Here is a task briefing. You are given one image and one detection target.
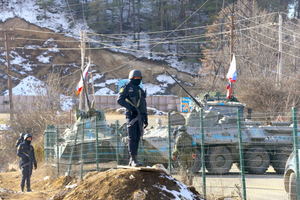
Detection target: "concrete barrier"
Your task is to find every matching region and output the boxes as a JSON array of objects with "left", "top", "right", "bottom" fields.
[{"left": 0, "top": 95, "right": 181, "bottom": 113}]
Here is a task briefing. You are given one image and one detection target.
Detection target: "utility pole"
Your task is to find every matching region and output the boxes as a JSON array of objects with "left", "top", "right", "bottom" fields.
[
  {"left": 277, "top": 13, "right": 283, "bottom": 84},
  {"left": 79, "top": 30, "right": 86, "bottom": 110},
  {"left": 1, "top": 29, "right": 14, "bottom": 122},
  {"left": 230, "top": 14, "right": 234, "bottom": 62}
]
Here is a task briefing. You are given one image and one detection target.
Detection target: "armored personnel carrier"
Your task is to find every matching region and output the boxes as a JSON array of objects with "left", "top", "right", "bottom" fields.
[
  {"left": 44, "top": 101, "right": 129, "bottom": 166},
  {"left": 143, "top": 92, "right": 297, "bottom": 175}
]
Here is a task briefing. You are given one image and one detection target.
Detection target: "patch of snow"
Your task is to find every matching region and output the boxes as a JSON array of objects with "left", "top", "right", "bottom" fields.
[
  {"left": 60, "top": 94, "right": 73, "bottom": 111},
  {"left": 154, "top": 174, "right": 204, "bottom": 200},
  {"left": 94, "top": 88, "right": 115, "bottom": 95},
  {"left": 65, "top": 184, "right": 77, "bottom": 189},
  {"left": 4, "top": 76, "right": 45, "bottom": 96}
]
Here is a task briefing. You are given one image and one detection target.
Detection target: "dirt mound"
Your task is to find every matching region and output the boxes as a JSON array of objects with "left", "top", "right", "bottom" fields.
[
  {"left": 0, "top": 163, "right": 203, "bottom": 200},
  {"left": 52, "top": 168, "right": 203, "bottom": 200}
]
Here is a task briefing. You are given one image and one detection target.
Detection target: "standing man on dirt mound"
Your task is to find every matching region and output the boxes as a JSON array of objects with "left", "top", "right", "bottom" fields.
[
  {"left": 172, "top": 125, "right": 196, "bottom": 185},
  {"left": 17, "top": 134, "right": 37, "bottom": 192},
  {"left": 117, "top": 69, "right": 148, "bottom": 167}
]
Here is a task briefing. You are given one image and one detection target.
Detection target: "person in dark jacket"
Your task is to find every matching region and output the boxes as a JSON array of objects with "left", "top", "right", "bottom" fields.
[
  {"left": 15, "top": 132, "right": 26, "bottom": 147},
  {"left": 17, "top": 134, "right": 37, "bottom": 192},
  {"left": 117, "top": 69, "right": 148, "bottom": 167}
]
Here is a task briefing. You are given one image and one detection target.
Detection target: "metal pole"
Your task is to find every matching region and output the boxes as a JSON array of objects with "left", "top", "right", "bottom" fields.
[
  {"left": 168, "top": 112, "right": 172, "bottom": 173},
  {"left": 80, "top": 119, "right": 84, "bottom": 180},
  {"left": 292, "top": 107, "right": 300, "bottom": 200},
  {"left": 116, "top": 120, "right": 120, "bottom": 165},
  {"left": 67, "top": 122, "right": 80, "bottom": 176},
  {"left": 79, "top": 30, "right": 86, "bottom": 110},
  {"left": 4, "top": 30, "right": 13, "bottom": 122},
  {"left": 56, "top": 126, "right": 59, "bottom": 178},
  {"left": 230, "top": 15, "right": 234, "bottom": 62},
  {"left": 95, "top": 116, "right": 99, "bottom": 171},
  {"left": 237, "top": 109, "right": 246, "bottom": 200},
  {"left": 200, "top": 109, "right": 206, "bottom": 199},
  {"left": 277, "top": 13, "right": 283, "bottom": 83}
]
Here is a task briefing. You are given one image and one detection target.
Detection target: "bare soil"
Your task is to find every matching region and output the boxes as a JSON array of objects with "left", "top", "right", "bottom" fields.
[{"left": 0, "top": 164, "right": 203, "bottom": 200}]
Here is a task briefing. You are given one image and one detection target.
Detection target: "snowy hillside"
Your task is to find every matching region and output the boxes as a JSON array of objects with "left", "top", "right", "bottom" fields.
[{"left": 1, "top": 0, "right": 202, "bottom": 107}]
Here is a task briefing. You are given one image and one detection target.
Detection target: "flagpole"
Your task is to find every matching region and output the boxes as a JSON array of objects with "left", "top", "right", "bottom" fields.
[
  {"left": 79, "top": 68, "right": 91, "bottom": 109},
  {"left": 79, "top": 30, "right": 85, "bottom": 110}
]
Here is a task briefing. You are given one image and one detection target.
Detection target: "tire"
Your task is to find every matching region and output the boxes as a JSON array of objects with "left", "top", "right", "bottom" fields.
[
  {"left": 119, "top": 146, "right": 130, "bottom": 165},
  {"left": 172, "top": 150, "right": 202, "bottom": 173},
  {"left": 191, "top": 149, "right": 202, "bottom": 173},
  {"left": 289, "top": 172, "right": 297, "bottom": 200},
  {"left": 272, "top": 149, "right": 291, "bottom": 174},
  {"left": 205, "top": 146, "right": 233, "bottom": 175},
  {"left": 244, "top": 147, "right": 270, "bottom": 174}
]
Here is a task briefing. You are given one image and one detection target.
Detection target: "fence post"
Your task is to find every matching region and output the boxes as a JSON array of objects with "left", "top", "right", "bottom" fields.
[
  {"left": 80, "top": 119, "right": 84, "bottom": 180},
  {"left": 67, "top": 124, "right": 79, "bottom": 176},
  {"left": 95, "top": 116, "right": 99, "bottom": 171},
  {"left": 56, "top": 125, "right": 59, "bottom": 178},
  {"left": 200, "top": 108, "right": 206, "bottom": 199},
  {"left": 168, "top": 112, "right": 172, "bottom": 173},
  {"left": 237, "top": 109, "right": 246, "bottom": 200},
  {"left": 292, "top": 107, "right": 300, "bottom": 200},
  {"left": 116, "top": 120, "right": 120, "bottom": 165}
]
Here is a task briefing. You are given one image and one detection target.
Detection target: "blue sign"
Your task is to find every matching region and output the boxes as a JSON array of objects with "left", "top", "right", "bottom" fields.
[{"left": 180, "top": 97, "right": 193, "bottom": 112}]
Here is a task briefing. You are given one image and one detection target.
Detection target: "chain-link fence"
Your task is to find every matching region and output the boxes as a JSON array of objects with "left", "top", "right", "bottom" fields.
[{"left": 44, "top": 108, "right": 300, "bottom": 200}]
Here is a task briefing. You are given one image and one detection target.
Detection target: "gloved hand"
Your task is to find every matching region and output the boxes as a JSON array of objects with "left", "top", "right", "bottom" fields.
[
  {"left": 130, "top": 107, "right": 138, "bottom": 116},
  {"left": 172, "top": 156, "right": 176, "bottom": 161},
  {"left": 144, "top": 119, "right": 148, "bottom": 129},
  {"left": 192, "top": 153, "right": 196, "bottom": 159},
  {"left": 34, "top": 166, "right": 37, "bottom": 170}
]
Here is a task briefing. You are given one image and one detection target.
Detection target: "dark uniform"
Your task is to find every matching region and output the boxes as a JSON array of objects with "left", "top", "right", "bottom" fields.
[
  {"left": 172, "top": 126, "right": 196, "bottom": 185},
  {"left": 15, "top": 132, "right": 25, "bottom": 147},
  {"left": 117, "top": 69, "right": 148, "bottom": 167},
  {"left": 17, "top": 134, "right": 37, "bottom": 192}
]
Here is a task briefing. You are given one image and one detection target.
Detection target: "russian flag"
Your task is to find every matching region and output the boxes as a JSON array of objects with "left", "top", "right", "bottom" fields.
[
  {"left": 226, "top": 82, "right": 231, "bottom": 99},
  {"left": 226, "top": 54, "right": 237, "bottom": 82},
  {"left": 76, "top": 65, "right": 90, "bottom": 95}
]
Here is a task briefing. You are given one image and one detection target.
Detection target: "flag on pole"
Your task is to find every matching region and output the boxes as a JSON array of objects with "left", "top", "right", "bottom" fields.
[
  {"left": 226, "top": 54, "right": 237, "bottom": 82},
  {"left": 226, "top": 82, "right": 232, "bottom": 99},
  {"left": 76, "top": 65, "right": 90, "bottom": 95},
  {"left": 226, "top": 54, "right": 237, "bottom": 99}
]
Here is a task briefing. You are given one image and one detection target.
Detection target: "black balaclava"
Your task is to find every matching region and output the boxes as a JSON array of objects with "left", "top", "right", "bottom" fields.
[
  {"left": 25, "top": 138, "right": 31, "bottom": 145},
  {"left": 130, "top": 78, "right": 141, "bottom": 86}
]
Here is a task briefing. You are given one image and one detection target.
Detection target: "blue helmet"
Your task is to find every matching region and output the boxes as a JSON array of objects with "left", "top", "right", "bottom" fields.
[
  {"left": 20, "top": 132, "right": 26, "bottom": 137},
  {"left": 178, "top": 125, "right": 187, "bottom": 132}
]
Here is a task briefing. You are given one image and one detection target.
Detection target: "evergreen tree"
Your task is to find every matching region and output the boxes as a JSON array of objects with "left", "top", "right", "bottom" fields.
[{"left": 35, "top": 0, "right": 55, "bottom": 19}]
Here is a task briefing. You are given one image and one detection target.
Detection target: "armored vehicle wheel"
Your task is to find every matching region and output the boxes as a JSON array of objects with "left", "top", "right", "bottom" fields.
[
  {"left": 289, "top": 172, "right": 297, "bottom": 200},
  {"left": 205, "top": 146, "right": 233, "bottom": 174},
  {"left": 272, "top": 149, "right": 290, "bottom": 174},
  {"left": 119, "top": 146, "right": 130, "bottom": 165},
  {"left": 172, "top": 150, "right": 202, "bottom": 173},
  {"left": 191, "top": 149, "right": 202, "bottom": 173},
  {"left": 244, "top": 147, "right": 270, "bottom": 174}
]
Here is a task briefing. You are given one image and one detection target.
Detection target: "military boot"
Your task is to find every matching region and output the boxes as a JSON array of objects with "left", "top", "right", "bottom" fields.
[
  {"left": 128, "top": 156, "right": 133, "bottom": 166},
  {"left": 131, "top": 155, "right": 142, "bottom": 167}
]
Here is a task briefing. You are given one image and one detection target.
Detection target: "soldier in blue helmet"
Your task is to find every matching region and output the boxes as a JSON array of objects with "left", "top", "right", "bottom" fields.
[
  {"left": 15, "top": 132, "right": 26, "bottom": 147},
  {"left": 17, "top": 134, "right": 37, "bottom": 192},
  {"left": 117, "top": 69, "right": 148, "bottom": 167}
]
